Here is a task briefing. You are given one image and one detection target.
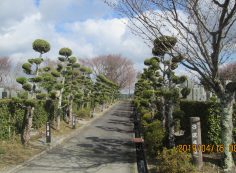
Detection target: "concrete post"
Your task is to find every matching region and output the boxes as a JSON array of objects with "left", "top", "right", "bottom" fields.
[
  {"left": 72, "top": 115, "right": 76, "bottom": 129},
  {"left": 190, "top": 117, "right": 203, "bottom": 169}
]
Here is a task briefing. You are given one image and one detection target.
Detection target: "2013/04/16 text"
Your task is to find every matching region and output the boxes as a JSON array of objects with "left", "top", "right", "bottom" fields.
[{"left": 176, "top": 144, "right": 236, "bottom": 153}]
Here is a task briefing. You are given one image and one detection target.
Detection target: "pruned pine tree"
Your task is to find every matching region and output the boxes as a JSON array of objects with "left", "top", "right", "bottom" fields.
[
  {"left": 77, "top": 66, "right": 93, "bottom": 110},
  {"left": 16, "top": 39, "right": 50, "bottom": 145},
  {"left": 109, "top": 1, "right": 236, "bottom": 170},
  {"left": 94, "top": 74, "right": 119, "bottom": 112},
  {"left": 137, "top": 36, "right": 189, "bottom": 148},
  {"left": 134, "top": 78, "right": 154, "bottom": 111},
  {"left": 38, "top": 65, "right": 63, "bottom": 125},
  {"left": 54, "top": 48, "right": 73, "bottom": 130},
  {"left": 63, "top": 56, "right": 84, "bottom": 126}
]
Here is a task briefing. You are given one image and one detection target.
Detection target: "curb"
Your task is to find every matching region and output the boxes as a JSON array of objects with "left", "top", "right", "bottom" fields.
[
  {"left": 130, "top": 110, "right": 138, "bottom": 173},
  {"left": 3, "top": 102, "right": 119, "bottom": 173},
  {"left": 131, "top": 133, "right": 138, "bottom": 173}
]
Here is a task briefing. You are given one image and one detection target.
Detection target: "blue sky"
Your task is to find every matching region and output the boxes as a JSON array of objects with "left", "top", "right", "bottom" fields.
[
  {"left": 1, "top": 0, "right": 235, "bottom": 78},
  {"left": 34, "top": 0, "right": 40, "bottom": 7},
  {"left": 0, "top": 0, "right": 151, "bottom": 70}
]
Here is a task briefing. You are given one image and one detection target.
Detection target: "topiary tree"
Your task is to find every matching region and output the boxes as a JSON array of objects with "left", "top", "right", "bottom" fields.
[
  {"left": 76, "top": 66, "right": 93, "bottom": 109},
  {"left": 16, "top": 39, "right": 50, "bottom": 145},
  {"left": 37, "top": 64, "right": 65, "bottom": 127},
  {"left": 53, "top": 48, "right": 73, "bottom": 130},
  {"left": 93, "top": 74, "right": 119, "bottom": 112},
  {"left": 32, "top": 39, "right": 50, "bottom": 56},
  {"left": 135, "top": 36, "right": 189, "bottom": 148},
  {"left": 144, "top": 120, "right": 165, "bottom": 157},
  {"left": 62, "top": 56, "right": 84, "bottom": 125},
  {"left": 181, "top": 87, "right": 191, "bottom": 99}
]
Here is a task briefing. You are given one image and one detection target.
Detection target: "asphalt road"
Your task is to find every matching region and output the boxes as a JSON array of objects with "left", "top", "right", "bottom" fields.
[{"left": 14, "top": 101, "right": 136, "bottom": 173}]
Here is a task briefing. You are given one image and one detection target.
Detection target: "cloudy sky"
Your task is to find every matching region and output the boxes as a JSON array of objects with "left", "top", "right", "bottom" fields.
[{"left": 0, "top": 0, "right": 152, "bottom": 70}]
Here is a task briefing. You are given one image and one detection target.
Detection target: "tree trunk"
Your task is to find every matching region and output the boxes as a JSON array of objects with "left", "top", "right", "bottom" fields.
[
  {"left": 93, "top": 107, "right": 95, "bottom": 114},
  {"left": 21, "top": 106, "right": 34, "bottom": 146},
  {"left": 167, "top": 101, "right": 175, "bottom": 148},
  {"left": 64, "top": 106, "right": 69, "bottom": 123},
  {"left": 9, "top": 89, "right": 12, "bottom": 98},
  {"left": 220, "top": 93, "right": 235, "bottom": 172},
  {"left": 56, "top": 78, "right": 65, "bottom": 130},
  {"left": 68, "top": 98, "right": 73, "bottom": 126},
  {"left": 160, "top": 97, "right": 166, "bottom": 129},
  {"left": 56, "top": 114, "right": 60, "bottom": 130},
  {"left": 57, "top": 92, "right": 62, "bottom": 130},
  {"left": 206, "top": 90, "right": 211, "bottom": 101}
]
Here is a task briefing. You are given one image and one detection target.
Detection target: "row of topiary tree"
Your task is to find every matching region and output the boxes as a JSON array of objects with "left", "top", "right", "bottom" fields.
[
  {"left": 133, "top": 36, "right": 199, "bottom": 172},
  {"left": 133, "top": 35, "right": 236, "bottom": 172},
  {"left": 134, "top": 35, "right": 190, "bottom": 149},
  {"left": 14, "top": 39, "right": 119, "bottom": 145}
]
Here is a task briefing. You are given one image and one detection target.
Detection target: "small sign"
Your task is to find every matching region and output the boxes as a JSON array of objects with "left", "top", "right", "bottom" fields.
[
  {"left": 190, "top": 117, "right": 203, "bottom": 169},
  {"left": 46, "top": 121, "right": 51, "bottom": 143}
]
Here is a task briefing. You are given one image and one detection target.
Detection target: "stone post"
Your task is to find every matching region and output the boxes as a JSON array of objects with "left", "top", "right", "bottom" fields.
[{"left": 190, "top": 117, "right": 203, "bottom": 169}]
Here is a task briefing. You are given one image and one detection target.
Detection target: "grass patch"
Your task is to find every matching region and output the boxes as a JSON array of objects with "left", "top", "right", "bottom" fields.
[
  {"left": 0, "top": 139, "right": 43, "bottom": 170},
  {"left": 149, "top": 153, "right": 226, "bottom": 173},
  {"left": 0, "top": 106, "right": 107, "bottom": 172},
  {"left": 0, "top": 120, "right": 83, "bottom": 171},
  {"left": 0, "top": 147, "right": 5, "bottom": 155}
]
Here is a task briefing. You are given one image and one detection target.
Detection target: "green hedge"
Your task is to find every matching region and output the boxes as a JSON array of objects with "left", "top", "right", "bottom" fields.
[
  {"left": 0, "top": 99, "right": 57, "bottom": 140},
  {"left": 144, "top": 120, "right": 165, "bottom": 156},
  {"left": 0, "top": 99, "right": 24, "bottom": 139},
  {"left": 179, "top": 100, "right": 236, "bottom": 144}
]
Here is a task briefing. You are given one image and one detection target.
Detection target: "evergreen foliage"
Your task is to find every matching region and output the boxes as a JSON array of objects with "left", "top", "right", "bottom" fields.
[
  {"left": 16, "top": 39, "right": 50, "bottom": 145},
  {"left": 134, "top": 35, "right": 189, "bottom": 148}
]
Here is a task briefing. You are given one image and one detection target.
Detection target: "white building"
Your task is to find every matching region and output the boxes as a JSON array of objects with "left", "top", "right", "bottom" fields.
[
  {"left": 0, "top": 87, "right": 18, "bottom": 99},
  {"left": 179, "top": 79, "right": 212, "bottom": 101}
]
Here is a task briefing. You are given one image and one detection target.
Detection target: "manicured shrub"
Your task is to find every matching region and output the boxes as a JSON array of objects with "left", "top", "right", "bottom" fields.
[
  {"left": 0, "top": 99, "right": 57, "bottom": 140},
  {"left": 144, "top": 120, "right": 165, "bottom": 156},
  {"left": 181, "top": 87, "right": 191, "bottom": 99},
  {"left": 157, "top": 148, "right": 196, "bottom": 173},
  {"left": 179, "top": 100, "right": 236, "bottom": 144},
  {"left": 207, "top": 98, "right": 221, "bottom": 145},
  {"left": 142, "top": 112, "right": 153, "bottom": 123},
  {"left": 0, "top": 99, "right": 25, "bottom": 140},
  {"left": 0, "top": 147, "right": 5, "bottom": 154},
  {"left": 138, "top": 107, "right": 150, "bottom": 116},
  {"left": 75, "top": 108, "right": 90, "bottom": 118},
  {"left": 33, "top": 101, "right": 48, "bottom": 129}
]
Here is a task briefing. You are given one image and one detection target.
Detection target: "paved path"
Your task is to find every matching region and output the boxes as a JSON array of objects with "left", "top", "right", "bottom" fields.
[{"left": 14, "top": 101, "right": 136, "bottom": 173}]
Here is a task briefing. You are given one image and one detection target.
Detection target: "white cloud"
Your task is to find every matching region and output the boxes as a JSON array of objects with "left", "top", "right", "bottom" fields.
[
  {"left": 0, "top": 0, "right": 151, "bottom": 71},
  {"left": 0, "top": 0, "right": 36, "bottom": 29},
  {"left": 0, "top": 13, "right": 43, "bottom": 55},
  {"left": 64, "top": 18, "right": 151, "bottom": 62},
  {"left": 39, "top": 0, "right": 114, "bottom": 22}
]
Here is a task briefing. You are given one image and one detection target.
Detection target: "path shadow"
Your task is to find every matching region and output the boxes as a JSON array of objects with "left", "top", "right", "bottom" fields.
[
  {"left": 95, "top": 125, "right": 133, "bottom": 134},
  {"left": 107, "top": 119, "right": 133, "bottom": 127},
  {"left": 19, "top": 101, "right": 136, "bottom": 172}
]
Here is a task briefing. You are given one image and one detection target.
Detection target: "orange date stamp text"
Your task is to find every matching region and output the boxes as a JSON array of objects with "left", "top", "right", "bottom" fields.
[{"left": 176, "top": 144, "right": 236, "bottom": 153}]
